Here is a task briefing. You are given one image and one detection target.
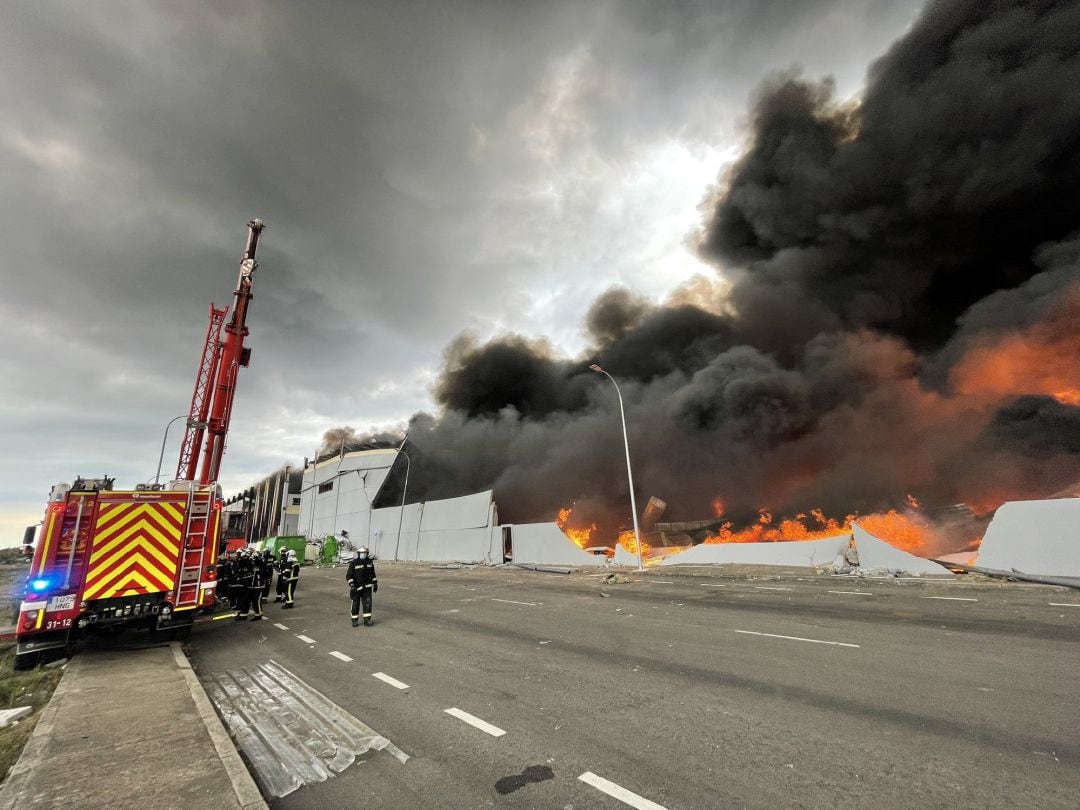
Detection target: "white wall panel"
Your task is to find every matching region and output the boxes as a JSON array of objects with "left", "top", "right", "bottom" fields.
[
  {"left": 510, "top": 523, "right": 605, "bottom": 567},
  {"left": 976, "top": 498, "right": 1080, "bottom": 576},
  {"left": 419, "top": 490, "right": 493, "bottom": 530},
  {"left": 851, "top": 524, "right": 951, "bottom": 575}
]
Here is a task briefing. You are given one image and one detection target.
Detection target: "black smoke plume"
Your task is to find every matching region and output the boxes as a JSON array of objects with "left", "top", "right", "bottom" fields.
[{"left": 357, "top": 0, "right": 1080, "bottom": 552}]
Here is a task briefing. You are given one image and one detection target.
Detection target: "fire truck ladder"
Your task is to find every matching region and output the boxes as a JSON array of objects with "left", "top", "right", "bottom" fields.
[
  {"left": 176, "top": 305, "right": 228, "bottom": 482},
  {"left": 174, "top": 488, "right": 214, "bottom": 609}
]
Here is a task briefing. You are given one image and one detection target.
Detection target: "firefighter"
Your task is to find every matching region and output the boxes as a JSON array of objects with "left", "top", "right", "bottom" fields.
[
  {"left": 248, "top": 549, "right": 266, "bottom": 620},
  {"left": 217, "top": 551, "right": 235, "bottom": 609},
  {"left": 281, "top": 549, "right": 300, "bottom": 609},
  {"left": 273, "top": 548, "right": 289, "bottom": 602},
  {"left": 233, "top": 549, "right": 257, "bottom": 620},
  {"left": 346, "top": 546, "right": 378, "bottom": 626},
  {"left": 260, "top": 549, "right": 274, "bottom": 602}
]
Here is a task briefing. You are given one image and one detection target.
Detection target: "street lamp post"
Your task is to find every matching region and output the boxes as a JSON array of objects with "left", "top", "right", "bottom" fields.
[
  {"left": 392, "top": 445, "right": 411, "bottom": 561},
  {"left": 155, "top": 415, "right": 191, "bottom": 487},
  {"left": 589, "top": 364, "right": 644, "bottom": 572}
]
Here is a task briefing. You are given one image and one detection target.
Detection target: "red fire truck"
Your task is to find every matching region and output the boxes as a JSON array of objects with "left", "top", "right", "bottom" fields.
[{"left": 15, "top": 219, "right": 266, "bottom": 669}]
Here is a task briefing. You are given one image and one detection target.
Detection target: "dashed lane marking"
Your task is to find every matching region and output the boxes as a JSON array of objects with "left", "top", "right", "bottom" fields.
[
  {"left": 329, "top": 651, "right": 352, "bottom": 662},
  {"left": 735, "top": 629, "right": 859, "bottom": 648},
  {"left": 755, "top": 586, "right": 792, "bottom": 591},
  {"left": 578, "top": 771, "right": 668, "bottom": 810},
  {"left": 372, "top": 672, "right": 410, "bottom": 690},
  {"left": 700, "top": 584, "right": 727, "bottom": 588},
  {"left": 273, "top": 623, "right": 289, "bottom": 630},
  {"left": 648, "top": 581, "right": 675, "bottom": 584},
  {"left": 828, "top": 591, "right": 873, "bottom": 596},
  {"left": 491, "top": 598, "right": 539, "bottom": 606},
  {"left": 444, "top": 707, "right": 506, "bottom": 737},
  {"left": 1049, "top": 603, "right": 1080, "bottom": 607},
  {"left": 387, "top": 585, "right": 409, "bottom": 590},
  {"left": 296, "top": 635, "right": 317, "bottom": 644},
  {"left": 921, "top": 596, "right": 978, "bottom": 602}
]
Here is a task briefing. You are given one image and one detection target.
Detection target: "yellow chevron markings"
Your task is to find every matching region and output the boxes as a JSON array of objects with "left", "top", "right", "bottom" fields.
[
  {"left": 90, "top": 516, "right": 179, "bottom": 566},
  {"left": 88, "top": 534, "right": 178, "bottom": 584},
  {"left": 84, "top": 552, "right": 174, "bottom": 599},
  {"left": 94, "top": 503, "right": 181, "bottom": 546},
  {"left": 96, "top": 569, "right": 161, "bottom": 599}
]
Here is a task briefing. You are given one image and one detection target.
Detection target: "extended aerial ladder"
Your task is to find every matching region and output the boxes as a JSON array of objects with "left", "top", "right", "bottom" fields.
[{"left": 177, "top": 218, "right": 265, "bottom": 485}]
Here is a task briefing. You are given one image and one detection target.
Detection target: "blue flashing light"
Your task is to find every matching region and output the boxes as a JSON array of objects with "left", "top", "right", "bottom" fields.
[{"left": 30, "top": 578, "right": 50, "bottom": 592}]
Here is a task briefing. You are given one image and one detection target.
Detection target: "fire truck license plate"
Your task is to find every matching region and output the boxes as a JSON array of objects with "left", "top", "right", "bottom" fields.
[{"left": 47, "top": 595, "right": 75, "bottom": 612}]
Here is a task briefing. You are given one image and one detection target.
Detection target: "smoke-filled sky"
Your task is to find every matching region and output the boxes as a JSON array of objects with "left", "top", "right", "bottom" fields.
[{"left": 3, "top": 1, "right": 1078, "bottom": 549}]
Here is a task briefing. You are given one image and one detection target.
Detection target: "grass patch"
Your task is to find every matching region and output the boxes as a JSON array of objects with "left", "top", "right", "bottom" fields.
[{"left": 0, "top": 562, "right": 64, "bottom": 784}]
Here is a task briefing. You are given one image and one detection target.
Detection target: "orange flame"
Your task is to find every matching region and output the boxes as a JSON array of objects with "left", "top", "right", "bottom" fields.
[
  {"left": 556, "top": 505, "right": 596, "bottom": 549},
  {"left": 701, "top": 506, "right": 934, "bottom": 554},
  {"left": 950, "top": 329, "right": 1080, "bottom": 406},
  {"left": 617, "top": 529, "right": 651, "bottom": 557}
]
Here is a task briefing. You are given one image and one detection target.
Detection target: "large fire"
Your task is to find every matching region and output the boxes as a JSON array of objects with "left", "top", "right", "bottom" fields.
[
  {"left": 556, "top": 506, "right": 596, "bottom": 550},
  {"left": 702, "top": 506, "right": 930, "bottom": 554}
]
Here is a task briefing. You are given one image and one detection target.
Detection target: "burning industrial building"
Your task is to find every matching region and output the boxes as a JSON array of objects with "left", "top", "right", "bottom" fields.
[{"left": 330, "top": 0, "right": 1080, "bottom": 561}]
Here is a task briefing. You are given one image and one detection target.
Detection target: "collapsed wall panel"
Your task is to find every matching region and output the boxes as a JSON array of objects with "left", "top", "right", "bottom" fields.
[
  {"left": 420, "top": 490, "right": 493, "bottom": 530},
  {"left": 660, "top": 535, "right": 850, "bottom": 567},
  {"left": 850, "top": 524, "right": 951, "bottom": 576},
  {"left": 976, "top": 498, "right": 1080, "bottom": 577},
  {"left": 510, "top": 523, "right": 605, "bottom": 567}
]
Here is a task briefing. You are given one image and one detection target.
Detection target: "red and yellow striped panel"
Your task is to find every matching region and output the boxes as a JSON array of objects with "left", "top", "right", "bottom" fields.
[{"left": 83, "top": 500, "right": 184, "bottom": 600}]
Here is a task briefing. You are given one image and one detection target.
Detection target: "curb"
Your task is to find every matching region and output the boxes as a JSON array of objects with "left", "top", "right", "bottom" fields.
[
  {"left": 170, "top": 643, "right": 266, "bottom": 809},
  {"left": 0, "top": 661, "right": 69, "bottom": 810}
]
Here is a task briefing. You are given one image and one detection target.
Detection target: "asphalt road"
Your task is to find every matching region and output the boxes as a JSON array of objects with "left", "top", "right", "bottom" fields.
[{"left": 186, "top": 563, "right": 1080, "bottom": 809}]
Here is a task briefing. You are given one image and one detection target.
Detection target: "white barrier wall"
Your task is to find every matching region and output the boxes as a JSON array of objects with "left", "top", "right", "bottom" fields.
[
  {"left": 851, "top": 524, "right": 950, "bottom": 575},
  {"left": 976, "top": 498, "right": 1080, "bottom": 576},
  {"left": 367, "top": 491, "right": 499, "bottom": 563},
  {"left": 660, "top": 535, "right": 850, "bottom": 567},
  {"left": 510, "top": 523, "right": 605, "bottom": 567}
]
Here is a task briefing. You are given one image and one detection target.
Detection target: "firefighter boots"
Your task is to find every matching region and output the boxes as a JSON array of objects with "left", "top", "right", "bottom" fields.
[
  {"left": 351, "top": 618, "right": 359, "bottom": 627},
  {"left": 364, "top": 618, "right": 373, "bottom": 626}
]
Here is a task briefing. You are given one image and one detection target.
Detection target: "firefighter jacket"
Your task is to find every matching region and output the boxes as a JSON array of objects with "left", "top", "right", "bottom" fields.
[
  {"left": 284, "top": 560, "right": 300, "bottom": 583},
  {"left": 234, "top": 555, "right": 261, "bottom": 589},
  {"left": 346, "top": 558, "right": 377, "bottom": 591}
]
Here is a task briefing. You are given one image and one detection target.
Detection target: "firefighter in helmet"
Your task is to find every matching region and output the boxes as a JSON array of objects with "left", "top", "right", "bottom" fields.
[
  {"left": 260, "top": 549, "right": 274, "bottom": 602},
  {"left": 281, "top": 549, "right": 300, "bottom": 608},
  {"left": 273, "top": 548, "right": 289, "bottom": 602},
  {"left": 346, "top": 546, "right": 378, "bottom": 626},
  {"left": 233, "top": 549, "right": 259, "bottom": 620}
]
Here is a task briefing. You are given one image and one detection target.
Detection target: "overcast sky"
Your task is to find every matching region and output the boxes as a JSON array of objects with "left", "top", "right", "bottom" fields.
[{"left": 0, "top": 0, "right": 924, "bottom": 544}]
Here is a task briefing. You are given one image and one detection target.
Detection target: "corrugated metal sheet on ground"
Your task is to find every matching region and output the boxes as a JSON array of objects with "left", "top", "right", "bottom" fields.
[{"left": 206, "top": 660, "right": 408, "bottom": 798}]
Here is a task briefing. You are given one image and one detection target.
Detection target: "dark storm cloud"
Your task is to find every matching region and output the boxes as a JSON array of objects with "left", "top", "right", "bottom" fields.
[
  {"left": 349, "top": 0, "right": 1080, "bottom": 551},
  {"left": 0, "top": 0, "right": 932, "bottom": 539}
]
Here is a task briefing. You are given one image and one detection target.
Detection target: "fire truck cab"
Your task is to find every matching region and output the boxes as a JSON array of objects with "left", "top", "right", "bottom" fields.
[{"left": 15, "top": 476, "right": 222, "bottom": 670}]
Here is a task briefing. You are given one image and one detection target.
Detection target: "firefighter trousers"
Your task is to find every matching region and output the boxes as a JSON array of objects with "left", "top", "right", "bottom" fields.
[
  {"left": 283, "top": 578, "right": 298, "bottom": 605},
  {"left": 351, "top": 584, "right": 373, "bottom": 621}
]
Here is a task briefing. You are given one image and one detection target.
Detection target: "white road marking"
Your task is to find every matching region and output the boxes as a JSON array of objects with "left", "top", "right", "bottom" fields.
[
  {"left": 387, "top": 585, "right": 409, "bottom": 590},
  {"left": 755, "top": 586, "right": 792, "bottom": 591},
  {"left": 296, "top": 635, "right": 317, "bottom": 644},
  {"left": 828, "top": 590, "right": 873, "bottom": 596},
  {"left": 444, "top": 707, "right": 506, "bottom": 737},
  {"left": 329, "top": 651, "right": 352, "bottom": 662},
  {"left": 700, "top": 584, "right": 727, "bottom": 588},
  {"left": 491, "top": 598, "right": 538, "bottom": 606},
  {"left": 372, "top": 672, "right": 410, "bottom": 690},
  {"left": 578, "top": 772, "right": 668, "bottom": 810},
  {"left": 921, "top": 596, "right": 977, "bottom": 602},
  {"left": 735, "top": 629, "right": 860, "bottom": 648},
  {"left": 648, "top": 581, "right": 675, "bottom": 584},
  {"left": 1049, "top": 603, "right": 1080, "bottom": 607},
  {"left": 273, "top": 623, "right": 289, "bottom": 630}
]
